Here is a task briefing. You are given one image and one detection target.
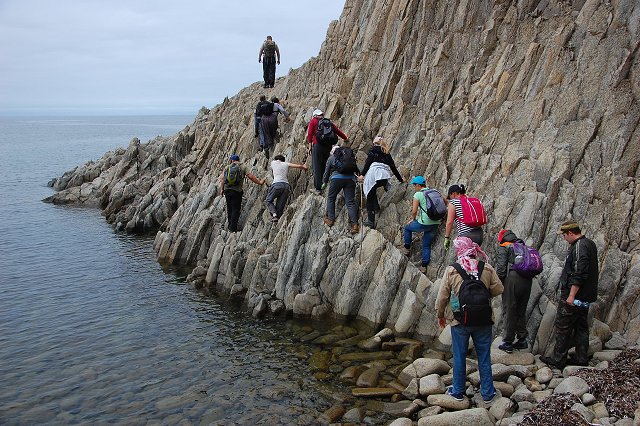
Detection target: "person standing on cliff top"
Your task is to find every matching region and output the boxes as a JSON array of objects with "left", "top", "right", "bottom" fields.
[
  {"left": 540, "top": 220, "right": 598, "bottom": 369},
  {"left": 265, "top": 154, "right": 308, "bottom": 222},
  {"left": 307, "top": 109, "right": 348, "bottom": 195},
  {"left": 218, "top": 154, "right": 265, "bottom": 233},
  {"left": 258, "top": 36, "right": 280, "bottom": 88}
]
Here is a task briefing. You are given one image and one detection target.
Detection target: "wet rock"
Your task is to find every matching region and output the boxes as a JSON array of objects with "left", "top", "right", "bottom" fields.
[
  {"left": 358, "top": 336, "right": 382, "bottom": 351},
  {"left": 318, "top": 404, "right": 345, "bottom": 424},
  {"left": 417, "top": 407, "right": 493, "bottom": 425},
  {"left": 308, "top": 350, "right": 331, "bottom": 372},
  {"left": 356, "top": 367, "right": 381, "bottom": 388},
  {"left": 342, "top": 406, "right": 365, "bottom": 423},
  {"left": 338, "top": 351, "right": 395, "bottom": 363},
  {"left": 339, "top": 366, "right": 362, "bottom": 384},
  {"left": 352, "top": 387, "right": 398, "bottom": 397},
  {"left": 398, "top": 343, "right": 423, "bottom": 362}
]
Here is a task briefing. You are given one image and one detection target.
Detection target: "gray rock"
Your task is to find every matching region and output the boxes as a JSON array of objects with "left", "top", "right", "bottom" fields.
[
  {"left": 489, "top": 397, "right": 517, "bottom": 420},
  {"left": 419, "top": 374, "right": 446, "bottom": 396},
  {"left": 388, "top": 418, "right": 414, "bottom": 426},
  {"left": 342, "top": 407, "right": 365, "bottom": 423},
  {"left": 398, "top": 358, "right": 451, "bottom": 385},
  {"left": 581, "top": 392, "right": 596, "bottom": 405},
  {"left": 496, "top": 415, "right": 525, "bottom": 426},
  {"left": 535, "top": 366, "right": 554, "bottom": 384},
  {"left": 592, "top": 402, "right": 609, "bottom": 419},
  {"left": 417, "top": 408, "right": 493, "bottom": 426},
  {"left": 571, "top": 403, "right": 595, "bottom": 423},
  {"left": 426, "top": 394, "right": 471, "bottom": 411},
  {"left": 417, "top": 405, "right": 444, "bottom": 418},
  {"left": 553, "top": 376, "right": 590, "bottom": 398},
  {"left": 511, "top": 385, "right": 535, "bottom": 403},
  {"left": 592, "top": 350, "right": 623, "bottom": 362}
]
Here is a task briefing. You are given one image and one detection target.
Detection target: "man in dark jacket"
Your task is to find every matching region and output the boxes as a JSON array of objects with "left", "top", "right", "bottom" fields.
[
  {"left": 541, "top": 220, "right": 599, "bottom": 368},
  {"left": 495, "top": 229, "right": 533, "bottom": 353}
]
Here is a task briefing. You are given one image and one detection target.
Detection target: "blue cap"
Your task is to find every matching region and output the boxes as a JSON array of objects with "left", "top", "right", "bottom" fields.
[
  {"left": 410, "top": 176, "right": 426, "bottom": 185},
  {"left": 230, "top": 154, "right": 240, "bottom": 161}
]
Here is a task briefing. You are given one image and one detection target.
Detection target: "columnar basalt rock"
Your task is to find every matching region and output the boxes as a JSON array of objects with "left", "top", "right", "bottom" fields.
[{"left": 45, "top": 0, "right": 640, "bottom": 346}]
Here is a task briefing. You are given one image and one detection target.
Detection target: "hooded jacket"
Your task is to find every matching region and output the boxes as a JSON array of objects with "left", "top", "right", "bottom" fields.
[{"left": 495, "top": 230, "right": 532, "bottom": 286}]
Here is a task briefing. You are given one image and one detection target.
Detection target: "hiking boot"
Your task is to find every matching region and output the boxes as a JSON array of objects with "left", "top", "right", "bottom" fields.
[
  {"left": 498, "top": 342, "right": 514, "bottom": 354},
  {"left": 323, "top": 216, "right": 334, "bottom": 227},
  {"left": 350, "top": 223, "right": 359, "bottom": 234},
  {"left": 567, "top": 356, "right": 589, "bottom": 367},
  {"left": 445, "top": 386, "right": 464, "bottom": 401},
  {"left": 540, "top": 355, "right": 566, "bottom": 369},
  {"left": 513, "top": 338, "right": 529, "bottom": 350},
  {"left": 399, "top": 246, "right": 410, "bottom": 255},
  {"left": 363, "top": 219, "right": 375, "bottom": 228}
]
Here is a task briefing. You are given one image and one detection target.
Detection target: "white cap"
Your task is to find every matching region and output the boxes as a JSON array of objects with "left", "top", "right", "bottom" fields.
[{"left": 312, "top": 109, "right": 323, "bottom": 117}]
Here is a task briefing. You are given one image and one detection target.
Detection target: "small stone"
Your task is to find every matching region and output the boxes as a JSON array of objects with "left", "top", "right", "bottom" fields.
[
  {"left": 494, "top": 381, "right": 515, "bottom": 397},
  {"left": 582, "top": 393, "right": 596, "bottom": 405},
  {"left": 489, "top": 397, "right": 517, "bottom": 420},
  {"left": 388, "top": 418, "right": 414, "bottom": 426},
  {"left": 402, "top": 378, "right": 419, "bottom": 400},
  {"left": 418, "top": 405, "right": 444, "bottom": 418},
  {"left": 535, "top": 366, "right": 553, "bottom": 384},
  {"left": 532, "top": 389, "right": 552, "bottom": 403},
  {"left": 342, "top": 406, "right": 365, "bottom": 423},
  {"left": 518, "top": 401, "right": 534, "bottom": 412},
  {"left": 571, "top": 403, "right": 595, "bottom": 423},
  {"left": 318, "top": 404, "right": 345, "bottom": 424},
  {"left": 524, "top": 377, "right": 544, "bottom": 392},
  {"left": 419, "top": 374, "right": 446, "bottom": 396},
  {"left": 507, "top": 375, "right": 523, "bottom": 389},
  {"left": 592, "top": 402, "right": 609, "bottom": 419},
  {"left": 511, "top": 385, "right": 535, "bottom": 403},
  {"left": 356, "top": 367, "right": 381, "bottom": 387}
]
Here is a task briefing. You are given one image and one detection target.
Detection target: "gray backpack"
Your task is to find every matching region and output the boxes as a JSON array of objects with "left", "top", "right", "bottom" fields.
[{"left": 420, "top": 188, "right": 447, "bottom": 221}]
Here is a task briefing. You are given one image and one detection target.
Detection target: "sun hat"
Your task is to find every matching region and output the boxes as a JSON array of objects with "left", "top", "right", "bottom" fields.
[
  {"left": 410, "top": 176, "right": 426, "bottom": 185},
  {"left": 557, "top": 220, "right": 580, "bottom": 234},
  {"left": 230, "top": 154, "right": 240, "bottom": 161},
  {"left": 312, "top": 109, "right": 324, "bottom": 117}
]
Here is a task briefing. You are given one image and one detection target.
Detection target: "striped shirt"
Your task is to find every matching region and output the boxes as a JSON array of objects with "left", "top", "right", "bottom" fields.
[{"left": 449, "top": 198, "right": 478, "bottom": 235}]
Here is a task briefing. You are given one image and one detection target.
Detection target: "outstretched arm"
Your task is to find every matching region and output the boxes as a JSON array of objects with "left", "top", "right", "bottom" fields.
[
  {"left": 258, "top": 44, "right": 263, "bottom": 62},
  {"left": 275, "top": 44, "right": 280, "bottom": 64},
  {"left": 289, "top": 163, "right": 308, "bottom": 170},
  {"left": 246, "top": 172, "right": 265, "bottom": 186}
]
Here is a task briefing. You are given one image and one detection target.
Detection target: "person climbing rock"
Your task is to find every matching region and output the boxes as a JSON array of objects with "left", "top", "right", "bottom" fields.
[
  {"left": 218, "top": 154, "right": 265, "bottom": 233},
  {"left": 307, "top": 109, "right": 348, "bottom": 194},
  {"left": 254, "top": 95, "right": 269, "bottom": 143},
  {"left": 361, "top": 136, "right": 404, "bottom": 228},
  {"left": 258, "top": 35, "right": 280, "bottom": 88},
  {"left": 496, "top": 229, "right": 533, "bottom": 353},
  {"left": 259, "top": 97, "right": 290, "bottom": 159},
  {"left": 264, "top": 154, "right": 308, "bottom": 222},
  {"left": 322, "top": 145, "right": 361, "bottom": 234},
  {"left": 444, "top": 184, "right": 487, "bottom": 248},
  {"left": 400, "top": 176, "right": 444, "bottom": 272}
]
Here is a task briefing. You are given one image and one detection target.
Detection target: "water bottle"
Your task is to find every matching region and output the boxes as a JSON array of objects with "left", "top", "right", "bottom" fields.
[
  {"left": 450, "top": 291, "right": 460, "bottom": 312},
  {"left": 573, "top": 299, "right": 590, "bottom": 309}
]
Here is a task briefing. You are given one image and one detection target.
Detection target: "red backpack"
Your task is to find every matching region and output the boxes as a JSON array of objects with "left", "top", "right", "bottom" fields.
[{"left": 459, "top": 195, "right": 487, "bottom": 227}]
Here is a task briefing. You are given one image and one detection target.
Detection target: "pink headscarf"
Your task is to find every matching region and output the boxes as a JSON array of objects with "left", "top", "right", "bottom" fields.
[{"left": 454, "top": 236, "right": 488, "bottom": 275}]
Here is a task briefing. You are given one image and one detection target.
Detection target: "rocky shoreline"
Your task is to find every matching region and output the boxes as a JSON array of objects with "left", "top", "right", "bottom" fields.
[{"left": 288, "top": 324, "right": 640, "bottom": 426}]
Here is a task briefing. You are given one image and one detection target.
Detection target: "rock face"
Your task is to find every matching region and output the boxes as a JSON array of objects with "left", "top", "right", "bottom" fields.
[{"left": 45, "top": 0, "right": 640, "bottom": 345}]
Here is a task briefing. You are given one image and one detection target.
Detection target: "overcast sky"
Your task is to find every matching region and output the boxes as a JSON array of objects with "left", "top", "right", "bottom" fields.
[{"left": 0, "top": 1, "right": 345, "bottom": 116}]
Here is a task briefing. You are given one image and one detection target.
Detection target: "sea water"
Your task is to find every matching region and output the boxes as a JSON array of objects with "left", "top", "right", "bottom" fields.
[{"left": 0, "top": 116, "right": 356, "bottom": 425}]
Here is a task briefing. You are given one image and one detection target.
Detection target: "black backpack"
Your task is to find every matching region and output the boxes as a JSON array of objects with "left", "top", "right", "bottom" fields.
[
  {"left": 256, "top": 101, "right": 274, "bottom": 116},
  {"left": 315, "top": 118, "right": 338, "bottom": 146},
  {"left": 419, "top": 188, "right": 448, "bottom": 221},
  {"left": 451, "top": 262, "right": 493, "bottom": 326},
  {"left": 334, "top": 147, "right": 358, "bottom": 174}
]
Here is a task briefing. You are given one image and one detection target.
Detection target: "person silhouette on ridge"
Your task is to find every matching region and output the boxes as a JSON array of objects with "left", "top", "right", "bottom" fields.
[{"left": 259, "top": 36, "right": 280, "bottom": 88}]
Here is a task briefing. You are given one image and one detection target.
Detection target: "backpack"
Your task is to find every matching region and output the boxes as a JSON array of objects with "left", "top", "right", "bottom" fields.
[
  {"left": 419, "top": 188, "right": 447, "bottom": 221},
  {"left": 225, "top": 163, "right": 244, "bottom": 186},
  {"left": 263, "top": 40, "right": 276, "bottom": 57},
  {"left": 315, "top": 118, "right": 338, "bottom": 146},
  {"left": 256, "top": 101, "right": 274, "bottom": 116},
  {"left": 459, "top": 195, "right": 487, "bottom": 227},
  {"left": 510, "top": 241, "right": 544, "bottom": 278},
  {"left": 334, "top": 147, "right": 358, "bottom": 174},
  {"left": 451, "top": 262, "right": 493, "bottom": 326}
]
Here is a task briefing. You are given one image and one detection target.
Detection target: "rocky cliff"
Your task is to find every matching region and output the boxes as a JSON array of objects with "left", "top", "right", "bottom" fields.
[{"left": 46, "top": 0, "right": 640, "bottom": 352}]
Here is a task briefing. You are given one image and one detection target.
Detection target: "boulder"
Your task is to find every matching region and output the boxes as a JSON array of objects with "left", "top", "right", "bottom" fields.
[
  {"left": 417, "top": 408, "right": 493, "bottom": 426},
  {"left": 553, "top": 376, "right": 590, "bottom": 398}
]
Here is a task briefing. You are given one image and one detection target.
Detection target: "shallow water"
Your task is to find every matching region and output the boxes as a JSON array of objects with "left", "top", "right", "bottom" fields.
[{"left": 0, "top": 116, "right": 381, "bottom": 425}]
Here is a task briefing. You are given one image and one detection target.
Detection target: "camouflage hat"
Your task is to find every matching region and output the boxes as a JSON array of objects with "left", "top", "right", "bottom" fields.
[{"left": 557, "top": 220, "right": 580, "bottom": 234}]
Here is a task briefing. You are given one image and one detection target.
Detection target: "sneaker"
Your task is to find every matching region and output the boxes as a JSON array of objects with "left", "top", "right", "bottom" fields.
[
  {"left": 271, "top": 214, "right": 278, "bottom": 223},
  {"left": 483, "top": 393, "right": 497, "bottom": 404},
  {"left": 323, "top": 216, "right": 334, "bottom": 227},
  {"left": 540, "top": 355, "right": 566, "bottom": 369},
  {"left": 445, "top": 386, "right": 464, "bottom": 401},
  {"left": 498, "top": 341, "right": 514, "bottom": 354},
  {"left": 363, "top": 220, "right": 375, "bottom": 228},
  {"left": 399, "top": 246, "right": 410, "bottom": 255},
  {"left": 350, "top": 223, "right": 359, "bottom": 234},
  {"left": 513, "top": 338, "right": 528, "bottom": 350}
]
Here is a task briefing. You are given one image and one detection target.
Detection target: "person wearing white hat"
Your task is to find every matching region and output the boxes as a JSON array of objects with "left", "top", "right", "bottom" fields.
[{"left": 306, "top": 109, "right": 348, "bottom": 194}]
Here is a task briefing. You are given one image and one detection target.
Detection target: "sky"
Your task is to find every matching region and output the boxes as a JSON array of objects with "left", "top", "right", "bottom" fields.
[{"left": 0, "top": 0, "right": 345, "bottom": 116}]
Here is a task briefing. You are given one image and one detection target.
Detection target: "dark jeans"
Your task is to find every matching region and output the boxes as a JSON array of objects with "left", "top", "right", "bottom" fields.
[
  {"left": 501, "top": 272, "right": 532, "bottom": 343},
  {"left": 461, "top": 227, "right": 484, "bottom": 246},
  {"left": 264, "top": 182, "right": 290, "bottom": 218},
  {"left": 312, "top": 143, "right": 332, "bottom": 190},
  {"left": 366, "top": 179, "right": 387, "bottom": 222},
  {"left": 326, "top": 178, "right": 358, "bottom": 223},
  {"left": 551, "top": 302, "right": 590, "bottom": 363},
  {"left": 224, "top": 189, "right": 243, "bottom": 232},
  {"left": 254, "top": 116, "right": 261, "bottom": 137},
  {"left": 403, "top": 221, "right": 438, "bottom": 266},
  {"left": 262, "top": 56, "right": 276, "bottom": 86}
]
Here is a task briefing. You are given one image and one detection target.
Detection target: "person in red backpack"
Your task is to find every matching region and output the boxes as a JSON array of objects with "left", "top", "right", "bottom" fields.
[
  {"left": 444, "top": 184, "right": 485, "bottom": 248},
  {"left": 495, "top": 229, "right": 532, "bottom": 353}
]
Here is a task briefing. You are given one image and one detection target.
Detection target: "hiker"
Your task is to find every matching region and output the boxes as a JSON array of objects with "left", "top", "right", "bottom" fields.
[
  {"left": 259, "top": 97, "right": 291, "bottom": 159},
  {"left": 258, "top": 35, "right": 280, "bottom": 88},
  {"left": 307, "top": 109, "right": 348, "bottom": 194},
  {"left": 496, "top": 229, "right": 533, "bottom": 353},
  {"left": 435, "top": 236, "right": 504, "bottom": 403},
  {"left": 361, "top": 136, "right": 404, "bottom": 228},
  {"left": 322, "top": 145, "right": 361, "bottom": 234},
  {"left": 264, "top": 154, "right": 308, "bottom": 222},
  {"left": 218, "top": 154, "right": 265, "bottom": 233},
  {"left": 400, "top": 176, "right": 445, "bottom": 272},
  {"left": 444, "top": 184, "right": 487, "bottom": 248},
  {"left": 540, "top": 220, "right": 599, "bottom": 369}
]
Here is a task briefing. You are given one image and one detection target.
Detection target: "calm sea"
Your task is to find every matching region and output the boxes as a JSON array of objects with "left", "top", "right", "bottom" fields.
[{"left": 0, "top": 116, "right": 348, "bottom": 425}]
